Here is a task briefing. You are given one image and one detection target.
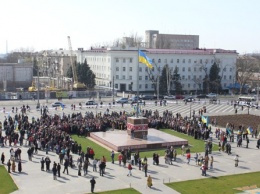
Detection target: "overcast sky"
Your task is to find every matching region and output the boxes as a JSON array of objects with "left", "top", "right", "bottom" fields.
[{"left": 1, "top": 0, "right": 259, "bottom": 54}]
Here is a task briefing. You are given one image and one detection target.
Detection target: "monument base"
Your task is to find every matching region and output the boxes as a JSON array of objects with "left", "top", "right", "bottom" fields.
[{"left": 127, "top": 117, "right": 148, "bottom": 139}]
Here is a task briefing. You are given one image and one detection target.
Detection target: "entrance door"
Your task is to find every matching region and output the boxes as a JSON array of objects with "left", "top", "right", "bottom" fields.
[{"left": 120, "top": 84, "right": 126, "bottom": 92}]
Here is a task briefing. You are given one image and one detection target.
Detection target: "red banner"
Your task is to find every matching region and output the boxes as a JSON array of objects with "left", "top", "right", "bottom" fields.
[{"left": 127, "top": 123, "right": 148, "bottom": 131}]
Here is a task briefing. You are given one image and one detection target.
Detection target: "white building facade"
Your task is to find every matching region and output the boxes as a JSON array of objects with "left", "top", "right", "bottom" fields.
[{"left": 77, "top": 47, "right": 237, "bottom": 94}]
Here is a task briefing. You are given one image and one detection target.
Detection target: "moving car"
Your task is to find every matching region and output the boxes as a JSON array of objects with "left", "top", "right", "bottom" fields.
[
  {"left": 142, "top": 95, "right": 156, "bottom": 100},
  {"left": 116, "top": 97, "right": 128, "bottom": 104},
  {"left": 196, "top": 94, "right": 208, "bottom": 99},
  {"left": 52, "top": 102, "right": 66, "bottom": 107},
  {"left": 175, "top": 95, "right": 185, "bottom": 99},
  {"left": 164, "top": 95, "right": 176, "bottom": 100},
  {"left": 207, "top": 93, "right": 217, "bottom": 98},
  {"left": 85, "top": 100, "right": 98, "bottom": 105},
  {"left": 183, "top": 96, "right": 195, "bottom": 102}
]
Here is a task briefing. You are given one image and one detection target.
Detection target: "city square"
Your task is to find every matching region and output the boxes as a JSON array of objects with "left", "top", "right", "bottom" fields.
[{"left": 0, "top": 97, "right": 260, "bottom": 193}]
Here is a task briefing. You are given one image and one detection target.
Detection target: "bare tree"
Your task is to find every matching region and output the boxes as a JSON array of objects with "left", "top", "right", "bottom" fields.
[
  {"left": 145, "top": 62, "right": 160, "bottom": 94},
  {"left": 237, "top": 55, "right": 259, "bottom": 94}
]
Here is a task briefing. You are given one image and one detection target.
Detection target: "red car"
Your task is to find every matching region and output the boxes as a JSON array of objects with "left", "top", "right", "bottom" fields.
[{"left": 175, "top": 95, "right": 185, "bottom": 99}]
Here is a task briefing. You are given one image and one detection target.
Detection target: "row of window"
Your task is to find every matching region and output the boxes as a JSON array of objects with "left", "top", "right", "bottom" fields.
[
  {"left": 115, "top": 58, "right": 217, "bottom": 64},
  {"left": 115, "top": 75, "right": 233, "bottom": 81},
  {"left": 115, "top": 66, "right": 233, "bottom": 73},
  {"left": 114, "top": 83, "right": 228, "bottom": 90}
]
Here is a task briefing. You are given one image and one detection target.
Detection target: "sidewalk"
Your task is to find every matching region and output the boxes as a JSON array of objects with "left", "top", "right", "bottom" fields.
[{"left": 1, "top": 130, "right": 259, "bottom": 194}]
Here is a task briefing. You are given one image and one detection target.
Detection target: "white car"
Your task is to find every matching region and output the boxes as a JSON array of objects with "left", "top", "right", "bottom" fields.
[
  {"left": 164, "top": 95, "right": 176, "bottom": 100},
  {"left": 207, "top": 93, "right": 217, "bottom": 98},
  {"left": 116, "top": 98, "right": 128, "bottom": 104}
]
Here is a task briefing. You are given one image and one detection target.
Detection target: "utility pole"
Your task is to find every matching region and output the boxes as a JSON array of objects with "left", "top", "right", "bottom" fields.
[
  {"left": 37, "top": 63, "right": 40, "bottom": 109},
  {"left": 157, "top": 74, "right": 159, "bottom": 101},
  {"left": 112, "top": 76, "right": 114, "bottom": 103}
]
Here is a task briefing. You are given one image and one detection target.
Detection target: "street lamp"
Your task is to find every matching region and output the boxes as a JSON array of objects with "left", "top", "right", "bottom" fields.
[{"left": 36, "top": 64, "right": 40, "bottom": 109}]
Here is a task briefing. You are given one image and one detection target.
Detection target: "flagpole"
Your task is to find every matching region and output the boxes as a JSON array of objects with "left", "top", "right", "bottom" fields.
[{"left": 136, "top": 48, "right": 139, "bottom": 118}]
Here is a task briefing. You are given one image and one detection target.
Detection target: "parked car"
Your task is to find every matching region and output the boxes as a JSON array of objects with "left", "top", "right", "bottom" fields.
[
  {"left": 207, "top": 93, "right": 217, "bottom": 98},
  {"left": 196, "top": 94, "right": 208, "bottom": 99},
  {"left": 116, "top": 97, "right": 128, "bottom": 104},
  {"left": 175, "top": 95, "right": 185, "bottom": 99},
  {"left": 164, "top": 95, "right": 176, "bottom": 100},
  {"left": 52, "top": 102, "right": 66, "bottom": 107},
  {"left": 183, "top": 96, "right": 195, "bottom": 102},
  {"left": 142, "top": 95, "right": 156, "bottom": 100},
  {"left": 85, "top": 100, "right": 98, "bottom": 105}
]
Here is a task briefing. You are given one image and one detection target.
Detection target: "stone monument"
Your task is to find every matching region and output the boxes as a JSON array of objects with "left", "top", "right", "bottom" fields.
[{"left": 127, "top": 117, "right": 148, "bottom": 139}]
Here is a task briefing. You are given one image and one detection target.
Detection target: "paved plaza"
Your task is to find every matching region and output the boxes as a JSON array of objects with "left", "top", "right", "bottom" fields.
[{"left": 0, "top": 98, "right": 260, "bottom": 194}]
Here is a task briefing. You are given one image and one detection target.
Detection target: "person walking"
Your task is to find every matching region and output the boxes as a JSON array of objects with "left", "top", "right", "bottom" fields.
[
  {"left": 1, "top": 152, "right": 5, "bottom": 164},
  {"left": 92, "top": 158, "right": 97, "bottom": 172},
  {"left": 83, "top": 160, "right": 89, "bottom": 175},
  {"left": 186, "top": 152, "right": 191, "bottom": 164},
  {"left": 246, "top": 137, "right": 249, "bottom": 148},
  {"left": 52, "top": 163, "right": 57, "bottom": 180},
  {"left": 201, "top": 164, "right": 207, "bottom": 176},
  {"left": 7, "top": 159, "right": 11, "bottom": 173},
  {"left": 234, "top": 155, "right": 239, "bottom": 167},
  {"left": 111, "top": 150, "right": 115, "bottom": 164},
  {"left": 57, "top": 163, "right": 61, "bottom": 177},
  {"left": 210, "top": 156, "right": 214, "bottom": 169},
  {"left": 11, "top": 160, "right": 16, "bottom": 172},
  {"left": 90, "top": 177, "right": 96, "bottom": 193},
  {"left": 144, "top": 162, "right": 148, "bottom": 177},
  {"left": 18, "top": 160, "right": 22, "bottom": 173},
  {"left": 63, "top": 159, "right": 69, "bottom": 174},
  {"left": 40, "top": 157, "right": 45, "bottom": 171},
  {"left": 45, "top": 156, "right": 51, "bottom": 171},
  {"left": 147, "top": 175, "right": 153, "bottom": 188},
  {"left": 127, "top": 163, "right": 132, "bottom": 176}
]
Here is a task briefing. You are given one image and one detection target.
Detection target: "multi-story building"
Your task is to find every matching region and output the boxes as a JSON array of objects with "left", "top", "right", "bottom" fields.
[
  {"left": 77, "top": 47, "right": 237, "bottom": 94},
  {"left": 145, "top": 30, "right": 199, "bottom": 50},
  {"left": 0, "top": 60, "right": 33, "bottom": 91}
]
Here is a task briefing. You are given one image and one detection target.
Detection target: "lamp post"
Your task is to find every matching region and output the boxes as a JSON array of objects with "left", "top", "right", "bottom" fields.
[
  {"left": 109, "top": 81, "right": 112, "bottom": 97},
  {"left": 112, "top": 76, "right": 114, "bottom": 103},
  {"left": 36, "top": 65, "right": 40, "bottom": 109}
]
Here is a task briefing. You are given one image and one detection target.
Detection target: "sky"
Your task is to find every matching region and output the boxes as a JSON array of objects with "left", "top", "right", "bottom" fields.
[{"left": 0, "top": 0, "right": 260, "bottom": 54}]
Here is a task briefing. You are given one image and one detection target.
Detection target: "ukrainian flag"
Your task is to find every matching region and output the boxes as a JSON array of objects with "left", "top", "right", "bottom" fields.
[
  {"left": 139, "top": 50, "right": 153, "bottom": 69},
  {"left": 201, "top": 116, "right": 209, "bottom": 126},
  {"left": 247, "top": 127, "right": 253, "bottom": 134}
]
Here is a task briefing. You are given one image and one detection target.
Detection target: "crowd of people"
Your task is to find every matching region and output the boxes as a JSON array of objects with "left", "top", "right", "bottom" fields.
[{"left": 0, "top": 101, "right": 260, "bottom": 192}]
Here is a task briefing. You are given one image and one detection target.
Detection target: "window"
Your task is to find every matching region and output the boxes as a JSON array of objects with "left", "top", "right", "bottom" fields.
[
  {"left": 229, "top": 75, "right": 232, "bottom": 80},
  {"left": 224, "top": 75, "right": 226, "bottom": 80},
  {"left": 139, "top": 67, "right": 142, "bottom": 72},
  {"left": 139, "top": 84, "right": 142, "bottom": 89},
  {"left": 183, "top": 59, "right": 185, "bottom": 63},
  {"left": 199, "top": 75, "right": 202, "bottom": 79},
  {"left": 224, "top": 83, "right": 227, "bottom": 87},
  {"left": 223, "top": 68, "right": 226, "bottom": 72},
  {"left": 158, "top": 59, "right": 161, "bottom": 63},
  {"left": 130, "top": 58, "right": 133, "bottom": 63},
  {"left": 182, "top": 75, "right": 185, "bottom": 80},
  {"left": 199, "top": 67, "right": 202, "bottom": 72},
  {"left": 116, "top": 67, "right": 119, "bottom": 71},
  {"left": 194, "top": 67, "right": 196, "bottom": 72},
  {"left": 145, "top": 67, "right": 148, "bottom": 72},
  {"left": 123, "top": 67, "right": 126, "bottom": 71},
  {"left": 129, "top": 67, "right": 132, "bottom": 71},
  {"left": 230, "top": 67, "right": 232, "bottom": 72},
  {"left": 188, "top": 75, "right": 190, "bottom": 80},
  {"left": 194, "top": 75, "right": 196, "bottom": 80},
  {"left": 116, "top": 75, "right": 119, "bottom": 79},
  {"left": 188, "top": 84, "right": 190, "bottom": 88},
  {"left": 122, "top": 75, "right": 125, "bottom": 79},
  {"left": 170, "top": 59, "right": 173, "bottom": 63},
  {"left": 188, "top": 59, "right": 191, "bottom": 63},
  {"left": 139, "top": 76, "right": 142, "bottom": 80},
  {"left": 129, "top": 75, "right": 132, "bottom": 80},
  {"left": 177, "top": 59, "right": 179, "bottom": 63},
  {"left": 182, "top": 67, "right": 185, "bottom": 72},
  {"left": 115, "top": 84, "right": 118, "bottom": 88},
  {"left": 115, "top": 58, "right": 119, "bottom": 62},
  {"left": 145, "top": 76, "right": 148, "bottom": 80},
  {"left": 145, "top": 84, "right": 148, "bottom": 89},
  {"left": 123, "top": 58, "right": 126, "bottom": 63},
  {"left": 188, "top": 67, "right": 191, "bottom": 71},
  {"left": 152, "top": 59, "right": 155, "bottom": 63}
]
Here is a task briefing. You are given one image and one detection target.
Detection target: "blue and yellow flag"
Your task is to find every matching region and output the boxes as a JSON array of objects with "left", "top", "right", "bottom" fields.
[
  {"left": 247, "top": 127, "right": 253, "bottom": 134},
  {"left": 201, "top": 116, "right": 209, "bottom": 126},
  {"left": 139, "top": 50, "right": 153, "bottom": 69}
]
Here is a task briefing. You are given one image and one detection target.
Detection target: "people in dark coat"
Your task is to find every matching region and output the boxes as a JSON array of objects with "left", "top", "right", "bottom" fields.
[
  {"left": 63, "top": 159, "right": 69, "bottom": 174},
  {"left": 41, "top": 157, "right": 45, "bottom": 171},
  {"left": 1, "top": 152, "right": 5, "bottom": 164},
  {"left": 57, "top": 163, "right": 61, "bottom": 177},
  {"left": 7, "top": 159, "right": 11, "bottom": 173},
  {"left": 45, "top": 156, "right": 51, "bottom": 171},
  {"left": 18, "top": 160, "right": 22, "bottom": 173},
  {"left": 52, "top": 163, "right": 57, "bottom": 180},
  {"left": 90, "top": 177, "right": 96, "bottom": 193}
]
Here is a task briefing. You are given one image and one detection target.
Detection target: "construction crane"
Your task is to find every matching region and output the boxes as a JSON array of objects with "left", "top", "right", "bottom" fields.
[{"left": 67, "top": 36, "right": 86, "bottom": 90}]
